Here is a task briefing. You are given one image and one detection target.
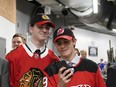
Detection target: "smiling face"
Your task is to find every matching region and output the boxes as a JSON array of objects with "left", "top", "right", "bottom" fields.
[
  {"left": 29, "top": 24, "right": 51, "bottom": 43},
  {"left": 54, "top": 38, "right": 76, "bottom": 60}
]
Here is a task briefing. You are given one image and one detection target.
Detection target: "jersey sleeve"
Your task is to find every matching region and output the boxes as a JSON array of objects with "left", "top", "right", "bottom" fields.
[
  {"left": 46, "top": 74, "right": 58, "bottom": 87},
  {"left": 5, "top": 52, "right": 19, "bottom": 87},
  {"left": 95, "top": 68, "right": 106, "bottom": 87},
  {"left": 48, "top": 49, "right": 60, "bottom": 61}
]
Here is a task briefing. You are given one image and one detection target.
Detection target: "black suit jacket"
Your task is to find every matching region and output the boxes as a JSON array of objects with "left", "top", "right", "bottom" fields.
[
  {"left": 106, "top": 63, "right": 116, "bottom": 87},
  {"left": 0, "top": 58, "right": 10, "bottom": 87}
]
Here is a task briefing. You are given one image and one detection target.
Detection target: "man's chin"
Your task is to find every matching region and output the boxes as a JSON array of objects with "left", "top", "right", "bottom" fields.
[{"left": 60, "top": 53, "right": 67, "bottom": 58}]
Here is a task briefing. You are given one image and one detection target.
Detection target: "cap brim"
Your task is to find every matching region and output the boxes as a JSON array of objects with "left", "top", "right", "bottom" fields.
[
  {"left": 54, "top": 35, "right": 72, "bottom": 42},
  {"left": 36, "top": 21, "right": 55, "bottom": 28}
]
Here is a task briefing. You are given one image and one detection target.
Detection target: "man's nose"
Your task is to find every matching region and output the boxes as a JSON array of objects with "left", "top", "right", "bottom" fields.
[{"left": 60, "top": 42, "right": 66, "bottom": 47}]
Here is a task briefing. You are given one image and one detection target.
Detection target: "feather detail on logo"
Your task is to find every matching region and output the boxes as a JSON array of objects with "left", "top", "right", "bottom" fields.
[{"left": 42, "top": 15, "right": 49, "bottom": 20}]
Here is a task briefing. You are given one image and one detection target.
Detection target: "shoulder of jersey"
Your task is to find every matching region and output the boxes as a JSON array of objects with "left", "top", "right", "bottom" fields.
[{"left": 7, "top": 46, "right": 20, "bottom": 54}]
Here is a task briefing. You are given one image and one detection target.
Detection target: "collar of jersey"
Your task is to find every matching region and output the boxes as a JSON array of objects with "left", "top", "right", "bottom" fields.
[
  {"left": 60, "top": 54, "right": 80, "bottom": 66},
  {"left": 27, "top": 39, "right": 46, "bottom": 54}
]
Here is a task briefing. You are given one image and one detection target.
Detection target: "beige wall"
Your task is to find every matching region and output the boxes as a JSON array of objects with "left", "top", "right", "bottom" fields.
[{"left": 0, "top": 0, "right": 16, "bottom": 23}]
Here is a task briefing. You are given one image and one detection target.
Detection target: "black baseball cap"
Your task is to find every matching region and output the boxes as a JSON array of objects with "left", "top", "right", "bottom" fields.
[
  {"left": 53, "top": 27, "right": 75, "bottom": 42},
  {"left": 30, "top": 14, "right": 55, "bottom": 28}
]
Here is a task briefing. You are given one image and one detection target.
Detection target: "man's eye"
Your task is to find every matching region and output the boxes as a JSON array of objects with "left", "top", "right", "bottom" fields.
[
  {"left": 46, "top": 26, "right": 50, "bottom": 30},
  {"left": 24, "top": 74, "right": 29, "bottom": 79},
  {"left": 64, "top": 40, "right": 69, "bottom": 44},
  {"left": 38, "top": 26, "right": 42, "bottom": 29},
  {"left": 37, "top": 26, "right": 50, "bottom": 30},
  {"left": 56, "top": 42, "right": 61, "bottom": 45}
]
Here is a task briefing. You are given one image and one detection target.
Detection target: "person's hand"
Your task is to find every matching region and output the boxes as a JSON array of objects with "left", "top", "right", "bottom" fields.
[{"left": 57, "top": 67, "right": 73, "bottom": 87}]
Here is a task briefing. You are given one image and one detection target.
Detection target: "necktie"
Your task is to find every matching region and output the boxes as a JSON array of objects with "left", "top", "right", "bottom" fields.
[
  {"left": 68, "top": 62, "right": 75, "bottom": 67},
  {"left": 34, "top": 49, "right": 40, "bottom": 58},
  {"left": 67, "top": 62, "right": 75, "bottom": 73}
]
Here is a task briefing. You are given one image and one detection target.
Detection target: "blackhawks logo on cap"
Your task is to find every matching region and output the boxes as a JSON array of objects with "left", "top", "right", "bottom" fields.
[
  {"left": 42, "top": 14, "right": 49, "bottom": 20},
  {"left": 57, "top": 28, "right": 64, "bottom": 35}
]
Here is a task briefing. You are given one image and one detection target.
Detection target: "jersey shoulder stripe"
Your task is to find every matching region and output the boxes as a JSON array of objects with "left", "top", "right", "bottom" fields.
[{"left": 74, "top": 58, "right": 98, "bottom": 73}]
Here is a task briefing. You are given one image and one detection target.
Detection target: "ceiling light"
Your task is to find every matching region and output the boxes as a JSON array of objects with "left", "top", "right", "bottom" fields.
[
  {"left": 92, "top": 0, "right": 98, "bottom": 13},
  {"left": 59, "top": 4, "right": 62, "bottom": 6},
  {"left": 70, "top": 7, "right": 93, "bottom": 17},
  {"left": 44, "top": 6, "right": 51, "bottom": 15},
  {"left": 107, "top": 0, "right": 115, "bottom": 1},
  {"left": 112, "top": 29, "right": 116, "bottom": 32}
]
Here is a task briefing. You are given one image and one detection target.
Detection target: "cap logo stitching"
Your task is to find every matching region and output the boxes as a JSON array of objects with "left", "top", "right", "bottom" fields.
[
  {"left": 57, "top": 28, "right": 64, "bottom": 35},
  {"left": 42, "top": 15, "right": 49, "bottom": 20}
]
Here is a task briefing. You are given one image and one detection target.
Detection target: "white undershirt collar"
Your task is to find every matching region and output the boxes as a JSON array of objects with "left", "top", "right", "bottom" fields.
[
  {"left": 61, "top": 54, "right": 80, "bottom": 65},
  {"left": 27, "top": 39, "right": 46, "bottom": 54}
]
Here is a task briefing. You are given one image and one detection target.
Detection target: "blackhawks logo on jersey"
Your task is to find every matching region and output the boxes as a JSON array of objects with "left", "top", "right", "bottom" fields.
[{"left": 19, "top": 68, "right": 43, "bottom": 87}]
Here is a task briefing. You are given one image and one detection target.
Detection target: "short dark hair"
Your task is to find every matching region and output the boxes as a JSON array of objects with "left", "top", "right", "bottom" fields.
[
  {"left": 75, "top": 48, "right": 80, "bottom": 56},
  {"left": 100, "top": 58, "right": 103, "bottom": 62}
]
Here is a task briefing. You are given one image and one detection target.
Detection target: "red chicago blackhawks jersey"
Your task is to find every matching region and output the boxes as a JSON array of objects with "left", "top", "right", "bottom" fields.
[
  {"left": 45, "top": 58, "right": 106, "bottom": 87},
  {"left": 6, "top": 44, "right": 59, "bottom": 87}
]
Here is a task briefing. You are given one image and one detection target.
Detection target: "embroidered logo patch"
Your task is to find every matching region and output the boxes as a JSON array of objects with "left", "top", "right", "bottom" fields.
[
  {"left": 57, "top": 28, "right": 64, "bottom": 35},
  {"left": 42, "top": 15, "right": 49, "bottom": 20}
]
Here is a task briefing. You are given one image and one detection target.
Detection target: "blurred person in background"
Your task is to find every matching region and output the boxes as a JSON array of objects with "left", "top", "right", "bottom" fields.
[
  {"left": 80, "top": 50, "right": 87, "bottom": 58},
  {"left": 98, "top": 59, "right": 105, "bottom": 74},
  {"left": 98, "top": 59, "right": 105, "bottom": 71},
  {"left": 12, "top": 33, "right": 26, "bottom": 49}
]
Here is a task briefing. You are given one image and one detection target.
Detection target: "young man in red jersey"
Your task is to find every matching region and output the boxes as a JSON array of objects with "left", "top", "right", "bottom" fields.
[
  {"left": 45, "top": 26, "right": 106, "bottom": 87},
  {"left": 6, "top": 14, "right": 59, "bottom": 87}
]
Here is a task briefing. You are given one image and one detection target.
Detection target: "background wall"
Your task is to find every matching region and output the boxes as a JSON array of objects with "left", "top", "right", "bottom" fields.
[
  {"left": 0, "top": 16, "right": 15, "bottom": 56},
  {"left": 73, "top": 27, "right": 116, "bottom": 63},
  {"left": 0, "top": 0, "right": 16, "bottom": 57},
  {"left": 0, "top": 0, "right": 16, "bottom": 23},
  {"left": 16, "top": 0, "right": 36, "bottom": 36}
]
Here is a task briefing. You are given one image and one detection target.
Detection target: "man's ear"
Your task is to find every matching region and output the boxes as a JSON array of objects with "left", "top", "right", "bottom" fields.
[
  {"left": 72, "top": 38, "right": 77, "bottom": 42},
  {"left": 29, "top": 25, "right": 33, "bottom": 34},
  {"left": 73, "top": 38, "right": 77, "bottom": 46}
]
